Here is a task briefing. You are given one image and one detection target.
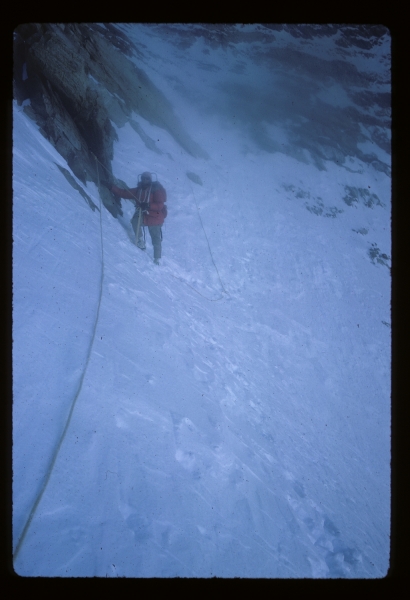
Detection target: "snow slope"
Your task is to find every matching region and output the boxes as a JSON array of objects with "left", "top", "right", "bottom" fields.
[{"left": 13, "top": 24, "right": 391, "bottom": 578}]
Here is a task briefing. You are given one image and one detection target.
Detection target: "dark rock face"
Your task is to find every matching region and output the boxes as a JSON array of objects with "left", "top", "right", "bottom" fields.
[{"left": 14, "top": 23, "right": 207, "bottom": 217}]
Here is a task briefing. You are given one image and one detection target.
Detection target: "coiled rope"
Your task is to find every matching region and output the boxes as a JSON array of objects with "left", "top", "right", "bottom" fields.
[{"left": 13, "top": 158, "right": 106, "bottom": 561}]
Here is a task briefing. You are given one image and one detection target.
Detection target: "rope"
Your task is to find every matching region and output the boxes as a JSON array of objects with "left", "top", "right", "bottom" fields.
[
  {"left": 13, "top": 157, "right": 106, "bottom": 561},
  {"left": 189, "top": 182, "right": 229, "bottom": 300},
  {"left": 13, "top": 159, "right": 226, "bottom": 558},
  {"left": 92, "top": 155, "right": 228, "bottom": 302}
]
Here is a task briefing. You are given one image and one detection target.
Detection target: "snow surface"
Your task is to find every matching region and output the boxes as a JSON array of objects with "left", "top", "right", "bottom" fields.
[{"left": 13, "top": 24, "right": 391, "bottom": 578}]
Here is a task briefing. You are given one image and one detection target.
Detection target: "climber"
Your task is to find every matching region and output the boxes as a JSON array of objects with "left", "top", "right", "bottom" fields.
[{"left": 103, "top": 172, "right": 167, "bottom": 265}]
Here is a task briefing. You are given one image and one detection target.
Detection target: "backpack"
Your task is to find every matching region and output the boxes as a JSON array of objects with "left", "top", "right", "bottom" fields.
[{"left": 151, "top": 181, "right": 167, "bottom": 219}]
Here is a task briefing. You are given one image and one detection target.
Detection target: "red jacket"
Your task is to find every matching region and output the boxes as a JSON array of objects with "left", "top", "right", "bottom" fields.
[{"left": 111, "top": 182, "right": 167, "bottom": 226}]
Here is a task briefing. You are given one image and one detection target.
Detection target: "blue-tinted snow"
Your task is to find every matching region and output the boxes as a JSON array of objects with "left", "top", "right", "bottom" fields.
[{"left": 13, "top": 24, "right": 391, "bottom": 578}]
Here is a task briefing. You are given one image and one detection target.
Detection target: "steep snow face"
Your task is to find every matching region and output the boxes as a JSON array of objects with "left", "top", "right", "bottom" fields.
[
  {"left": 123, "top": 24, "right": 390, "bottom": 175},
  {"left": 13, "top": 24, "right": 391, "bottom": 578}
]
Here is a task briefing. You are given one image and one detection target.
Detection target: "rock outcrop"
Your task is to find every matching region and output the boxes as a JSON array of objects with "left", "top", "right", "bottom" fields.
[{"left": 14, "top": 23, "right": 207, "bottom": 216}]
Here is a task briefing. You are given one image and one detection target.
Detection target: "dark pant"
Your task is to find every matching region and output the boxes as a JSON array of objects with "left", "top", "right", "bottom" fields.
[
  {"left": 147, "top": 225, "right": 162, "bottom": 259},
  {"left": 131, "top": 211, "right": 162, "bottom": 258}
]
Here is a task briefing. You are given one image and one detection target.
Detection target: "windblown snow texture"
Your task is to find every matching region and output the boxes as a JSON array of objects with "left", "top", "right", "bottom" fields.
[{"left": 13, "top": 24, "right": 391, "bottom": 578}]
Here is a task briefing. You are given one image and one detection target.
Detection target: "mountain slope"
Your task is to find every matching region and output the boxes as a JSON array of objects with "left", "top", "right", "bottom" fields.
[{"left": 13, "top": 24, "right": 391, "bottom": 578}]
